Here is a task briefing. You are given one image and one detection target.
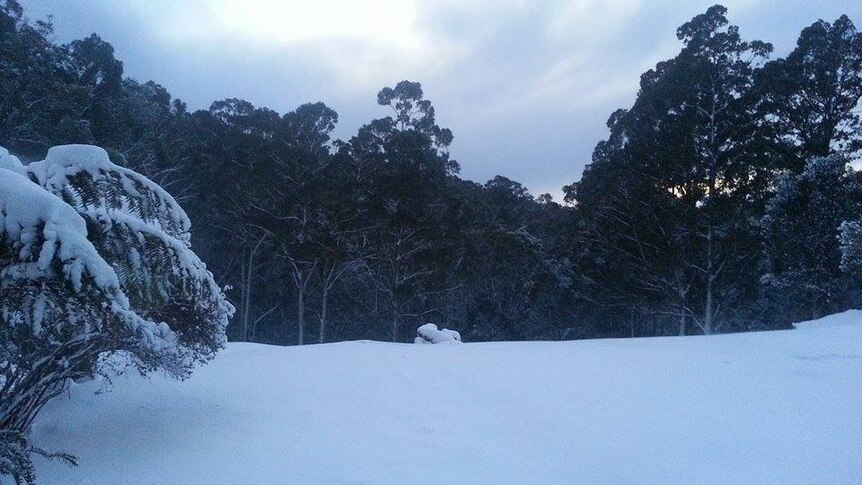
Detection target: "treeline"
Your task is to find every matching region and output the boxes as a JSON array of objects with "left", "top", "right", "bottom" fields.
[
  {"left": 2, "top": 1, "right": 861, "bottom": 343},
  {"left": 568, "top": 6, "right": 862, "bottom": 335}
]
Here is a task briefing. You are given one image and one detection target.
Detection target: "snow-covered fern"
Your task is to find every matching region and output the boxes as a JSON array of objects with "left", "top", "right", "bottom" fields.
[{"left": 0, "top": 145, "right": 233, "bottom": 483}]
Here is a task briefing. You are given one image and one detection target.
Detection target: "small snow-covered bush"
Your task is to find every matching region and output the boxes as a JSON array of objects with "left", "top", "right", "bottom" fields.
[
  {"left": 0, "top": 145, "right": 233, "bottom": 483},
  {"left": 414, "top": 323, "right": 463, "bottom": 344}
]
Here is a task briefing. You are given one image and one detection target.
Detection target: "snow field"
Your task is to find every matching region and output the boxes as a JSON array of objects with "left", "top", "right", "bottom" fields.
[{"left": 33, "top": 311, "right": 862, "bottom": 484}]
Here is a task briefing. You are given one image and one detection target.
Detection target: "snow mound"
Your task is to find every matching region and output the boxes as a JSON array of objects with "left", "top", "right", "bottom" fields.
[
  {"left": 414, "top": 323, "right": 462, "bottom": 344},
  {"left": 0, "top": 146, "right": 24, "bottom": 172},
  {"left": 793, "top": 309, "right": 862, "bottom": 330},
  {"left": 45, "top": 143, "right": 111, "bottom": 165}
]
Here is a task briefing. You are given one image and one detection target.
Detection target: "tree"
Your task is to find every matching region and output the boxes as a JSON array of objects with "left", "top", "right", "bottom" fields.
[
  {"left": 451, "top": 176, "right": 576, "bottom": 341},
  {"left": 571, "top": 163, "right": 699, "bottom": 336},
  {"left": 661, "top": 5, "right": 772, "bottom": 334},
  {"left": 265, "top": 103, "right": 341, "bottom": 345},
  {"left": 377, "top": 80, "right": 454, "bottom": 155},
  {"left": 756, "top": 15, "right": 862, "bottom": 323},
  {"left": 0, "top": 1, "right": 89, "bottom": 159},
  {"left": 756, "top": 15, "right": 862, "bottom": 167},
  {"left": 571, "top": 5, "right": 772, "bottom": 335},
  {"left": 339, "top": 81, "right": 461, "bottom": 342},
  {"left": 180, "top": 99, "right": 280, "bottom": 342},
  {"left": 0, "top": 145, "right": 233, "bottom": 482},
  {"left": 763, "top": 154, "right": 862, "bottom": 320}
]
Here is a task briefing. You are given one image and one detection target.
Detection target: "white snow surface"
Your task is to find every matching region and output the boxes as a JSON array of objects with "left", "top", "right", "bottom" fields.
[
  {"left": 793, "top": 309, "right": 862, "bottom": 329},
  {"left": 33, "top": 314, "right": 862, "bottom": 484}
]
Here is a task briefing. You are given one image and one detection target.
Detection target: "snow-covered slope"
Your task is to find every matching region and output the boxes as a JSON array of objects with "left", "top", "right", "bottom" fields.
[{"left": 33, "top": 313, "right": 862, "bottom": 484}]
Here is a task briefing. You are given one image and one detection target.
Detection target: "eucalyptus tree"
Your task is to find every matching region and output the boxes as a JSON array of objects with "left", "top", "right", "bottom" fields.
[{"left": 756, "top": 15, "right": 862, "bottom": 167}]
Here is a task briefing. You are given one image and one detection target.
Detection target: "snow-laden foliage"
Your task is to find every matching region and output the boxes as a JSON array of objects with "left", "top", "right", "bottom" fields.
[
  {"left": 414, "top": 323, "right": 462, "bottom": 344},
  {"left": 1, "top": 144, "right": 233, "bottom": 483},
  {"left": 25, "top": 146, "right": 230, "bottom": 361},
  {"left": 761, "top": 155, "right": 862, "bottom": 318}
]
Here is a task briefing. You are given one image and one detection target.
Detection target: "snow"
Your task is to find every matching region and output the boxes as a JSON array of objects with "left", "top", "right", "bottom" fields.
[
  {"left": 0, "top": 168, "right": 124, "bottom": 298},
  {"left": 0, "top": 165, "right": 170, "bottom": 346},
  {"left": 0, "top": 146, "right": 24, "bottom": 172},
  {"left": 792, "top": 309, "right": 862, "bottom": 329},
  {"left": 33, "top": 315, "right": 862, "bottom": 484},
  {"left": 28, "top": 144, "right": 192, "bottom": 237},
  {"left": 414, "top": 322, "right": 463, "bottom": 344},
  {"left": 0, "top": 145, "right": 221, "bottom": 365}
]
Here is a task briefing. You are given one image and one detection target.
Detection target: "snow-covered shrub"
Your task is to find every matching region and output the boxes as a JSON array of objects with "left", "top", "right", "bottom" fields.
[
  {"left": 0, "top": 145, "right": 233, "bottom": 482},
  {"left": 414, "top": 323, "right": 462, "bottom": 344}
]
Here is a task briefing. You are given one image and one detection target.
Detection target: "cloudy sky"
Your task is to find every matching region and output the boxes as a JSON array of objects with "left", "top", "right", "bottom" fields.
[{"left": 23, "top": 0, "right": 862, "bottom": 199}]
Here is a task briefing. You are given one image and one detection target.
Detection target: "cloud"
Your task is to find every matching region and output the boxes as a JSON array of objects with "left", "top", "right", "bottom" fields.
[{"left": 21, "top": 0, "right": 862, "bottom": 198}]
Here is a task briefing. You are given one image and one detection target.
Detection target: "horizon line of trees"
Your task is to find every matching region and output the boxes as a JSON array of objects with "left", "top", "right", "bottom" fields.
[{"left": 2, "top": 0, "right": 862, "bottom": 343}]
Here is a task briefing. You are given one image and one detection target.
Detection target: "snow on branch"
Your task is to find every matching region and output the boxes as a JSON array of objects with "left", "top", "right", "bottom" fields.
[{"left": 1, "top": 144, "right": 233, "bottom": 443}]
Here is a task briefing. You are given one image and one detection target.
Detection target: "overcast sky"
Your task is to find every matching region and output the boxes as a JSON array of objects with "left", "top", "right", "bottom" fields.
[{"left": 22, "top": 0, "right": 862, "bottom": 199}]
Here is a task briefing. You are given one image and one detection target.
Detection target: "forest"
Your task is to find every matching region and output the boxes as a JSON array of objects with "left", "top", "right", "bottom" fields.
[{"left": 2, "top": 1, "right": 862, "bottom": 345}]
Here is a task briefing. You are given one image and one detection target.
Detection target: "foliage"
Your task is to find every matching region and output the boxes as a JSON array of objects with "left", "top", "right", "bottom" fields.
[
  {"left": 0, "top": 429, "right": 77, "bottom": 485},
  {"left": 0, "top": 145, "right": 232, "bottom": 481},
  {"left": 1, "top": 0, "right": 861, "bottom": 352}
]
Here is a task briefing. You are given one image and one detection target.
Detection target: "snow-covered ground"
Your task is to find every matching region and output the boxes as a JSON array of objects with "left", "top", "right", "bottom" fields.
[{"left": 33, "top": 312, "right": 862, "bottom": 484}]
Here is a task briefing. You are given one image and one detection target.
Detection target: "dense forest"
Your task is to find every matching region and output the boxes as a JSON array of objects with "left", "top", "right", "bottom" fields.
[{"left": 2, "top": 1, "right": 861, "bottom": 344}]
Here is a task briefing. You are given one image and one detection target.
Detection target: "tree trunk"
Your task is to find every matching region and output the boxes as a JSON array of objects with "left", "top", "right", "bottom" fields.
[
  {"left": 288, "top": 260, "right": 316, "bottom": 346},
  {"left": 241, "top": 237, "right": 265, "bottom": 342},
  {"left": 703, "top": 226, "right": 715, "bottom": 335},
  {"left": 391, "top": 300, "right": 399, "bottom": 343},
  {"left": 242, "top": 247, "right": 254, "bottom": 342},
  {"left": 239, "top": 257, "right": 248, "bottom": 342},
  {"left": 373, "top": 261, "right": 380, "bottom": 314},
  {"left": 297, "top": 286, "right": 305, "bottom": 345},
  {"left": 704, "top": 284, "right": 714, "bottom": 335},
  {"left": 319, "top": 286, "right": 329, "bottom": 344}
]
